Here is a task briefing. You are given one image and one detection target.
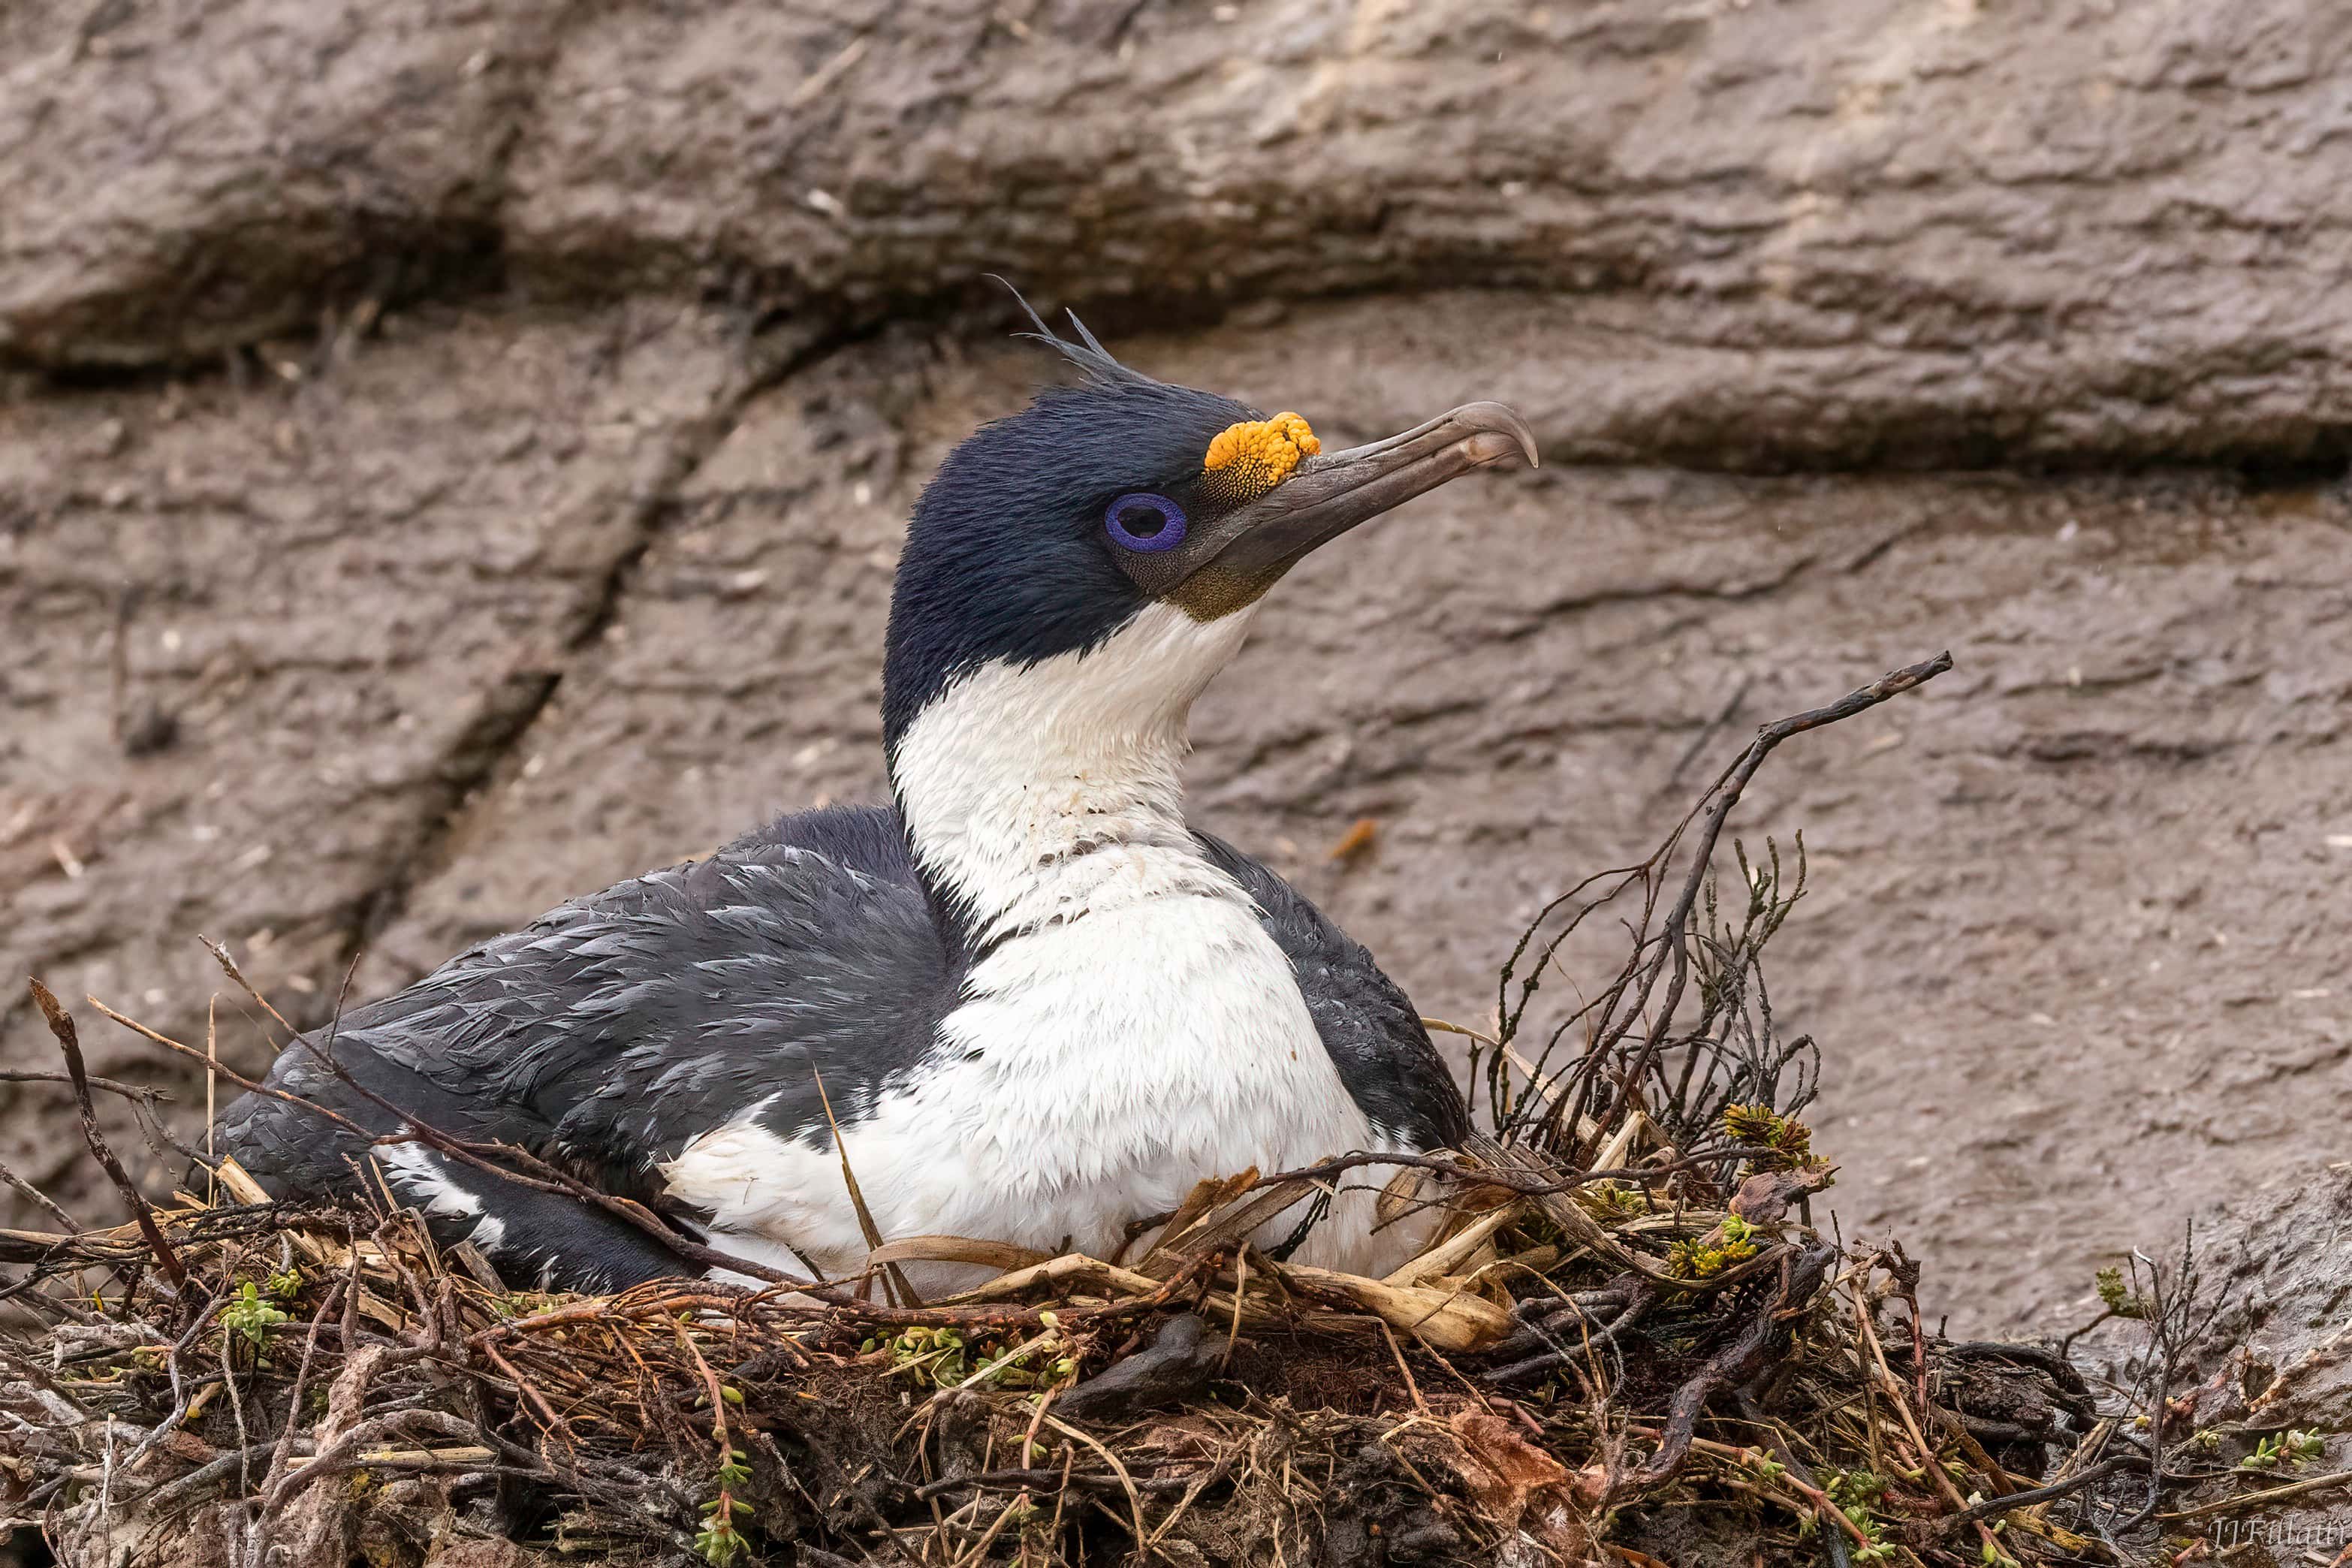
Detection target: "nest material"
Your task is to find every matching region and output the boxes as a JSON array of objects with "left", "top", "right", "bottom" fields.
[
  {"left": 5, "top": 1131, "right": 2110, "bottom": 1568},
  {"left": 2, "top": 654, "right": 2164, "bottom": 1566}
]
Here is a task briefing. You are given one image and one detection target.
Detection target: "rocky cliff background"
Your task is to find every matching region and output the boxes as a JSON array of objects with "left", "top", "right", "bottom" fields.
[{"left": 2, "top": 0, "right": 2347, "bottom": 1334}]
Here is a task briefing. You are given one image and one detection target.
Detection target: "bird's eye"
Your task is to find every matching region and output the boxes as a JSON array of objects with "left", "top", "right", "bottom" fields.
[{"left": 1104, "top": 493, "right": 1187, "bottom": 553}]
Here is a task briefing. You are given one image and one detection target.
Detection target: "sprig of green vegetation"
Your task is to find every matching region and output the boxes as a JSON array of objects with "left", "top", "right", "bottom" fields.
[
  {"left": 858, "top": 1323, "right": 1076, "bottom": 1391},
  {"left": 2095, "top": 1265, "right": 2147, "bottom": 1321},
  {"left": 1578, "top": 1181, "right": 1648, "bottom": 1219},
  {"left": 2241, "top": 1429, "right": 2326, "bottom": 1471},
  {"left": 1667, "top": 1215, "right": 1761, "bottom": 1280},
  {"left": 696, "top": 1442, "right": 754, "bottom": 1563},
  {"left": 1820, "top": 1470, "right": 1896, "bottom": 1563},
  {"left": 219, "top": 1280, "right": 288, "bottom": 1349},
  {"left": 1723, "top": 1103, "right": 1823, "bottom": 1171}
]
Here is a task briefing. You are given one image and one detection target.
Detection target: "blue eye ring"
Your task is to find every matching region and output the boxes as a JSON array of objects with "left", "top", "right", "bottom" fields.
[{"left": 1105, "top": 492, "right": 1187, "bottom": 553}]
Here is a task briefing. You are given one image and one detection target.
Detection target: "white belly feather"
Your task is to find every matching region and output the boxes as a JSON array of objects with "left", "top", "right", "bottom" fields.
[
  {"left": 662, "top": 894, "right": 1417, "bottom": 1295},
  {"left": 659, "top": 602, "right": 1432, "bottom": 1293}
]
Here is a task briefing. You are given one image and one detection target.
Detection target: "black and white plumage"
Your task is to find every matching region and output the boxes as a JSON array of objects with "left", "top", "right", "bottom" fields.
[{"left": 217, "top": 313, "right": 1538, "bottom": 1294}]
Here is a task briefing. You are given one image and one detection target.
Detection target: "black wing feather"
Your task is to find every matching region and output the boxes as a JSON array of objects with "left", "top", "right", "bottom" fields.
[
  {"left": 1193, "top": 832, "right": 1472, "bottom": 1153},
  {"left": 216, "top": 808, "right": 952, "bottom": 1262}
]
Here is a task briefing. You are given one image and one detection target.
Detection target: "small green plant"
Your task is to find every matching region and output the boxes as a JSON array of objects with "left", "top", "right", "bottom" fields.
[
  {"left": 1666, "top": 1217, "right": 1761, "bottom": 1280},
  {"left": 2241, "top": 1429, "right": 2325, "bottom": 1471},
  {"left": 695, "top": 1443, "right": 753, "bottom": 1563},
  {"left": 264, "top": 1267, "right": 301, "bottom": 1301},
  {"left": 1723, "top": 1104, "right": 1822, "bottom": 1171},
  {"left": 1822, "top": 1470, "right": 1895, "bottom": 1563},
  {"left": 2095, "top": 1265, "right": 2148, "bottom": 1320},
  {"left": 863, "top": 1324, "right": 974, "bottom": 1386},
  {"left": 858, "top": 1324, "right": 1075, "bottom": 1390},
  {"left": 695, "top": 1500, "right": 749, "bottom": 1564},
  {"left": 1578, "top": 1181, "right": 1648, "bottom": 1219},
  {"left": 219, "top": 1280, "right": 288, "bottom": 1349}
]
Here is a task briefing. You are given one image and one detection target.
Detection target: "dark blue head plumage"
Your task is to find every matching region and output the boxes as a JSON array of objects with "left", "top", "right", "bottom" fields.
[
  {"left": 880, "top": 309, "right": 1262, "bottom": 752},
  {"left": 878, "top": 300, "right": 1539, "bottom": 758}
]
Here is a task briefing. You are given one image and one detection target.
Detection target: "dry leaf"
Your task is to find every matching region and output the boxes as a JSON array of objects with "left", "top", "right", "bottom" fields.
[{"left": 1446, "top": 1410, "right": 1603, "bottom": 1559}]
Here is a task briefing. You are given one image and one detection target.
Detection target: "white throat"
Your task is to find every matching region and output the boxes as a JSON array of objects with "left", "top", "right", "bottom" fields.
[{"left": 890, "top": 600, "right": 1259, "bottom": 941}]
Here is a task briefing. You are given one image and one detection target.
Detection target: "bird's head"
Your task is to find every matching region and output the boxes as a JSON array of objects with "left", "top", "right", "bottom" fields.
[{"left": 881, "top": 306, "right": 1537, "bottom": 764}]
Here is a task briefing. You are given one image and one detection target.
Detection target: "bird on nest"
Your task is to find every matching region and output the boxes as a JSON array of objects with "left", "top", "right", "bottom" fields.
[{"left": 216, "top": 302, "right": 1539, "bottom": 1295}]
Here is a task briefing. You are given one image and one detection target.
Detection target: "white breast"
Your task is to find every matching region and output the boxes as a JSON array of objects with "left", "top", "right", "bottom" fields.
[
  {"left": 660, "top": 602, "right": 1433, "bottom": 1292},
  {"left": 667, "top": 894, "right": 1415, "bottom": 1293}
]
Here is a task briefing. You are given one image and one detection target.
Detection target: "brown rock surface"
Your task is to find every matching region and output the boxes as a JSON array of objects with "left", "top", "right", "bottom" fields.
[
  {"left": 2133, "top": 1168, "right": 2352, "bottom": 1559},
  {"left": 0, "top": 301, "right": 749, "bottom": 1190},
  {"left": 0, "top": 0, "right": 568, "bottom": 366},
  {"left": 7, "top": 2, "right": 2352, "bottom": 466},
  {"left": 3, "top": 0, "right": 2347, "bottom": 1333},
  {"left": 2197, "top": 1166, "right": 2352, "bottom": 1437}
]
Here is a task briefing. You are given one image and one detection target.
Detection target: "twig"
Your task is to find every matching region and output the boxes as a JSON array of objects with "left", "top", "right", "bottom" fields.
[
  {"left": 812, "top": 1064, "right": 919, "bottom": 1308},
  {"left": 1948, "top": 1455, "right": 2147, "bottom": 1528},
  {"left": 258, "top": 1280, "right": 348, "bottom": 1505},
  {"left": 1684, "top": 1434, "right": 1874, "bottom": 1552},
  {"left": 1660, "top": 674, "right": 1753, "bottom": 794},
  {"left": 1621, "top": 1240, "right": 1833, "bottom": 1487},
  {"left": 1849, "top": 1262, "right": 2006, "bottom": 1560},
  {"left": 28, "top": 980, "right": 186, "bottom": 1288},
  {"left": 219, "top": 1331, "right": 251, "bottom": 1515},
  {"left": 945, "top": 1491, "right": 1033, "bottom": 1568},
  {"left": 1241, "top": 1145, "right": 1787, "bottom": 1201},
  {"left": 914, "top": 1468, "right": 1191, "bottom": 1502},
  {"left": 2162, "top": 1466, "right": 2352, "bottom": 1522},
  {"left": 206, "top": 996, "right": 219, "bottom": 1206},
  {"left": 1618, "top": 655, "right": 1953, "bottom": 1099},
  {"left": 1489, "top": 653, "right": 1947, "bottom": 1153},
  {"left": 1381, "top": 1320, "right": 1431, "bottom": 1416},
  {"left": 0, "top": 1156, "right": 79, "bottom": 1232},
  {"left": 484, "top": 1339, "right": 581, "bottom": 1452},
  {"left": 1723, "top": 1400, "right": 1853, "bottom": 1568},
  {"left": 0, "top": 1069, "right": 176, "bottom": 1104},
  {"left": 201, "top": 936, "right": 299, "bottom": 1037},
  {"left": 1042, "top": 1413, "right": 1153, "bottom": 1554},
  {"left": 124, "top": 1295, "right": 233, "bottom": 1472},
  {"left": 0, "top": 1340, "right": 88, "bottom": 1416}
]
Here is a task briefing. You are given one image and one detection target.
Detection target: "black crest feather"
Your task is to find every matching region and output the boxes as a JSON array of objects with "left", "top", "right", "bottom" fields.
[{"left": 988, "top": 276, "right": 1157, "bottom": 390}]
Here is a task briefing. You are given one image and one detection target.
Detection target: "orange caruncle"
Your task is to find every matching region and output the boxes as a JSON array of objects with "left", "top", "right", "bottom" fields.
[{"left": 1202, "top": 412, "right": 1321, "bottom": 497}]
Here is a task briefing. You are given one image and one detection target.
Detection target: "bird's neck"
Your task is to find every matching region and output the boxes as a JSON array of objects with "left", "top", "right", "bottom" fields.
[{"left": 887, "top": 602, "right": 1259, "bottom": 953}]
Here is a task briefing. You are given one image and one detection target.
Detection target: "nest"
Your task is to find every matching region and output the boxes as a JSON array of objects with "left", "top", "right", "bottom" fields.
[{"left": 2, "top": 656, "right": 2161, "bottom": 1568}]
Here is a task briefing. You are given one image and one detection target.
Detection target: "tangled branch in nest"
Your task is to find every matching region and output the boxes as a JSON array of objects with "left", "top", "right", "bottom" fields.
[{"left": 1, "top": 655, "right": 2191, "bottom": 1568}]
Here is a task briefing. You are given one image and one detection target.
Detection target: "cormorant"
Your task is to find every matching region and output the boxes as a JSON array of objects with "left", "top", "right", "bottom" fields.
[{"left": 216, "top": 311, "right": 1538, "bottom": 1294}]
